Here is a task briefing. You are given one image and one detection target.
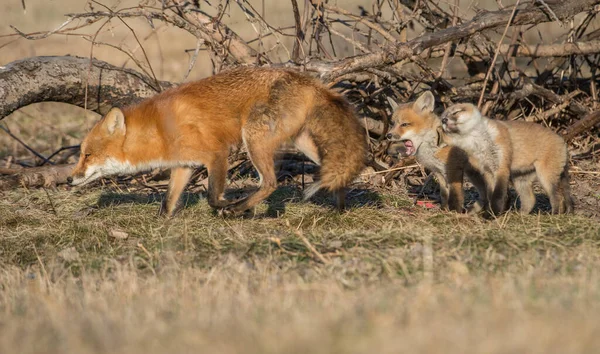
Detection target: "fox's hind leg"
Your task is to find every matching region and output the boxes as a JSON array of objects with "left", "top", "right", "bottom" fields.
[
  {"left": 222, "top": 105, "right": 295, "bottom": 216},
  {"left": 161, "top": 167, "right": 194, "bottom": 217},
  {"left": 559, "top": 169, "right": 574, "bottom": 214},
  {"left": 512, "top": 173, "right": 536, "bottom": 214},
  {"left": 535, "top": 161, "right": 564, "bottom": 214},
  {"left": 335, "top": 188, "right": 346, "bottom": 211},
  {"left": 206, "top": 151, "right": 231, "bottom": 209},
  {"left": 223, "top": 133, "right": 278, "bottom": 215}
]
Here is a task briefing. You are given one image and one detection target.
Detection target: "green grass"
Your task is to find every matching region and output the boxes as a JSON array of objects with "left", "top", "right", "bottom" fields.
[
  {"left": 1, "top": 183, "right": 600, "bottom": 353},
  {"left": 1, "top": 185, "right": 598, "bottom": 273}
]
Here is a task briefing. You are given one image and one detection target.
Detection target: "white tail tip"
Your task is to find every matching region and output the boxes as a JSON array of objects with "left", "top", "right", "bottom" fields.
[{"left": 303, "top": 182, "right": 322, "bottom": 201}]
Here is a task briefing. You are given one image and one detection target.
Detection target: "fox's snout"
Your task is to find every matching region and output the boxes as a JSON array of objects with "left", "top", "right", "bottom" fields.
[
  {"left": 66, "top": 176, "right": 73, "bottom": 185},
  {"left": 386, "top": 132, "right": 401, "bottom": 141}
]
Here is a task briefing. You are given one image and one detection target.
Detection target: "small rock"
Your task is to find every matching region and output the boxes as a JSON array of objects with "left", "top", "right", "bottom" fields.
[{"left": 109, "top": 228, "right": 129, "bottom": 240}]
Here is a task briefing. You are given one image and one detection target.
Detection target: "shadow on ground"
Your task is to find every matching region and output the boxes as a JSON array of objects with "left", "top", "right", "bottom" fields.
[{"left": 94, "top": 183, "right": 383, "bottom": 217}]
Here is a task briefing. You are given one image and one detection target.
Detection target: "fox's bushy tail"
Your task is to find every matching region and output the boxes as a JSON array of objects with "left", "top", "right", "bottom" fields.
[{"left": 302, "top": 93, "right": 368, "bottom": 202}]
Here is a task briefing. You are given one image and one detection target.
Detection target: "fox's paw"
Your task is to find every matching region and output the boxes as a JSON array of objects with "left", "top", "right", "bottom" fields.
[
  {"left": 466, "top": 202, "right": 483, "bottom": 215},
  {"left": 217, "top": 207, "right": 236, "bottom": 218},
  {"left": 158, "top": 201, "right": 181, "bottom": 218},
  {"left": 217, "top": 206, "right": 255, "bottom": 218}
]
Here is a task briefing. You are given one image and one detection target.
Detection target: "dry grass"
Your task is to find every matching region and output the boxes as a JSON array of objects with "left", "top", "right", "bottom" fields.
[
  {"left": 1, "top": 185, "right": 600, "bottom": 353},
  {"left": 2, "top": 1, "right": 600, "bottom": 352}
]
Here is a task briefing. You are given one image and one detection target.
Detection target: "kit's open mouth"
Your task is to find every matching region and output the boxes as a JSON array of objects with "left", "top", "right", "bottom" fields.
[{"left": 403, "top": 140, "right": 416, "bottom": 156}]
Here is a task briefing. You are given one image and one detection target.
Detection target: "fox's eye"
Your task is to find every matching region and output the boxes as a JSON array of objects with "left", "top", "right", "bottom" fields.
[
  {"left": 84, "top": 153, "right": 91, "bottom": 158},
  {"left": 400, "top": 123, "right": 410, "bottom": 127}
]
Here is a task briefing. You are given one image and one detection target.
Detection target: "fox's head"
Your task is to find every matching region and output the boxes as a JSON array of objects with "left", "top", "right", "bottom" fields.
[
  {"left": 68, "top": 108, "right": 128, "bottom": 186},
  {"left": 385, "top": 91, "right": 438, "bottom": 157},
  {"left": 440, "top": 103, "right": 482, "bottom": 135}
]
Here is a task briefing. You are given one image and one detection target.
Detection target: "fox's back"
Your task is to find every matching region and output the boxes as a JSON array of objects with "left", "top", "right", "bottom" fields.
[
  {"left": 122, "top": 67, "right": 323, "bottom": 149},
  {"left": 502, "top": 120, "right": 568, "bottom": 171}
]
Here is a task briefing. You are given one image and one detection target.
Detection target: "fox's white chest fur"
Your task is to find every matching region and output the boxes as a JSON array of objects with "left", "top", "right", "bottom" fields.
[
  {"left": 452, "top": 119, "right": 500, "bottom": 172},
  {"left": 415, "top": 130, "right": 446, "bottom": 174}
]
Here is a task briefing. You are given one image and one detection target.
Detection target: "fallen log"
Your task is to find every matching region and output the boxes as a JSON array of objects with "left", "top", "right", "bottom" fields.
[
  {"left": 0, "top": 56, "right": 173, "bottom": 120},
  {"left": 0, "top": 164, "right": 74, "bottom": 190}
]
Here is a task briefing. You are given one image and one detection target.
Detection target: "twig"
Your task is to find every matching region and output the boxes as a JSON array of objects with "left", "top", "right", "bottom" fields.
[
  {"left": 536, "top": 0, "right": 562, "bottom": 25},
  {"left": 43, "top": 187, "right": 58, "bottom": 216},
  {"left": 569, "top": 170, "right": 600, "bottom": 175},
  {"left": 437, "top": 0, "right": 459, "bottom": 78},
  {"left": 183, "top": 39, "right": 203, "bottom": 81},
  {"left": 41, "top": 145, "right": 80, "bottom": 166},
  {"left": 0, "top": 125, "right": 52, "bottom": 165},
  {"left": 322, "top": 3, "right": 397, "bottom": 43},
  {"left": 10, "top": 18, "right": 75, "bottom": 40},
  {"left": 296, "top": 231, "right": 330, "bottom": 264},
  {"left": 90, "top": 0, "right": 162, "bottom": 91},
  {"left": 478, "top": 0, "right": 521, "bottom": 109},
  {"left": 361, "top": 164, "right": 419, "bottom": 176},
  {"left": 291, "top": 0, "right": 304, "bottom": 62}
]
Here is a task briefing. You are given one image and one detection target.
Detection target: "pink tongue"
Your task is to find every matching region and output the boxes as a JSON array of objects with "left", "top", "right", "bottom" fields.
[{"left": 404, "top": 141, "right": 415, "bottom": 155}]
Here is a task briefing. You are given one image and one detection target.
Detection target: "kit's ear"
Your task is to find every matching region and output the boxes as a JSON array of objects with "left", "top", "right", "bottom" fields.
[
  {"left": 414, "top": 91, "right": 435, "bottom": 113},
  {"left": 386, "top": 96, "right": 400, "bottom": 112},
  {"left": 103, "top": 108, "right": 126, "bottom": 135}
]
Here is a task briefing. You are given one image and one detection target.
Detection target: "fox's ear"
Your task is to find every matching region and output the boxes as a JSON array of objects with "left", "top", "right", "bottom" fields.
[
  {"left": 103, "top": 108, "right": 126, "bottom": 135},
  {"left": 386, "top": 96, "right": 400, "bottom": 112},
  {"left": 414, "top": 91, "right": 435, "bottom": 113}
]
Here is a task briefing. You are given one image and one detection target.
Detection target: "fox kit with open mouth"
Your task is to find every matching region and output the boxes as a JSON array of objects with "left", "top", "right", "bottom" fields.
[
  {"left": 386, "top": 92, "right": 476, "bottom": 212},
  {"left": 441, "top": 103, "right": 513, "bottom": 216},
  {"left": 69, "top": 67, "right": 367, "bottom": 217}
]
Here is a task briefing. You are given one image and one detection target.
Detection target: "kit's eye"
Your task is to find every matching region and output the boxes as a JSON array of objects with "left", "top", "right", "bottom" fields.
[
  {"left": 85, "top": 153, "right": 91, "bottom": 158},
  {"left": 400, "top": 123, "right": 410, "bottom": 127}
]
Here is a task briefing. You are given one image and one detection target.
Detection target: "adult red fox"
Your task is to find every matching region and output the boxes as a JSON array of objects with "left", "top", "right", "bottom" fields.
[{"left": 68, "top": 67, "right": 367, "bottom": 216}]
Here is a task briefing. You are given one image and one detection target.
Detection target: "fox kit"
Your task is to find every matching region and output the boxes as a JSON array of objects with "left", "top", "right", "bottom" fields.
[
  {"left": 502, "top": 121, "right": 573, "bottom": 214},
  {"left": 69, "top": 67, "right": 367, "bottom": 217},
  {"left": 386, "top": 92, "right": 473, "bottom": 212},
  {"left": 441, "top": 103, "right": 513, "bottom": 216}
]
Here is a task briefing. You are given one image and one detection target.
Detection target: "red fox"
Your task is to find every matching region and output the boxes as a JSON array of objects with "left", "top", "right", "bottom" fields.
[
  {"left": 386, "top": 92, "right": 483, "bottom": 212},
  {"left": 441, "top": 103, "right": 573, "bottom": 215},
  {"left": 68, "top": 67, "right": 367, "bottom": 216},
  {"left": 503, "top": 121, "right": 574, "bottom": 214},
  {"left": 441, "top": 103, "right": 513, "bottom": 216}
]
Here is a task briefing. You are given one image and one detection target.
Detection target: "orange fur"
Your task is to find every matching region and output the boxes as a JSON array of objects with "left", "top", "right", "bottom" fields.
[
  {"left": 386, "top": 92, "right": 477, "bottom": 212},
  {"left": 502, "top": 120, "right": 573, "bottom": 214},
  {"left": 70, "top": 67, "right": 367, "bottom": 217}
]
